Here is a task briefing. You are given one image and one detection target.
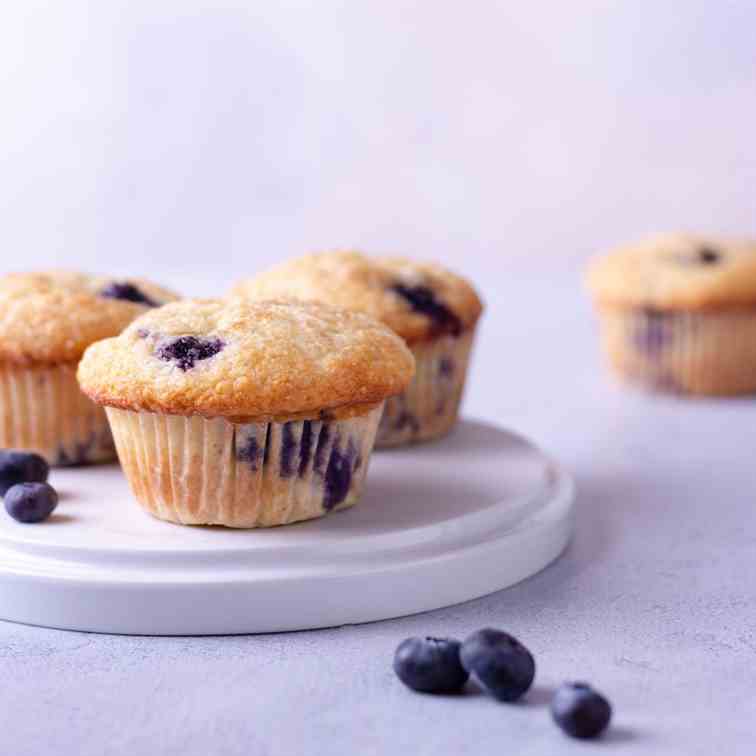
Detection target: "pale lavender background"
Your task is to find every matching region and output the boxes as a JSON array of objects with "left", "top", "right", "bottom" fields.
[
  {"left": 0, "top": 3, "right": 755, "bottom": 755},
  {"left": 0, "top": 1, "right": 754, "bottom": 289}
]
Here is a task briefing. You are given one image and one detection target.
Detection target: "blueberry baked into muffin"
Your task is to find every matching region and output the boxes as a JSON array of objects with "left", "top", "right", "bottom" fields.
[
  {"left": 587, "top": 234, "right": 756, "bottom": 395},
  {"left": 0, "top": 271, "right": 177, "bottom": 464},
  {"left": 231, "top": 252, "right": 483, "bottom": 447},
  {"left": 77, "top": 298, "right": 414, "bottom": 527}
]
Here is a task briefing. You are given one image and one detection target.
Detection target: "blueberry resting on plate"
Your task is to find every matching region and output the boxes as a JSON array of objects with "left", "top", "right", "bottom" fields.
[
  {"left": 4, "top": 482, "right": 58, "bottom": 523},
  {"left": 551, "top": 682, "right": 612, "bottom": 739},
  {"left": 394, "top": 637, "right": 469, "bottom": 693},
  {"left": 0, "top": 450, "right": 49, "bottom": 496},
  {"left": 100, "top": 281, "right": 157, "bottom": 307},
  {"left": 460, "top": 628, "right": 535, "bottom": 702}
]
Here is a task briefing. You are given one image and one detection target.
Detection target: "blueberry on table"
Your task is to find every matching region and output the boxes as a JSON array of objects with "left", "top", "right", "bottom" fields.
[
  {"left": 0, "top": 450, "right": 49, "bottom": 496},
  {"left": 4, "top": 482, "right": 58, "bottom": 523},
  {"left": 460, "top": 628, "right": 535, "bottom": 702},
  {"left": 393, "top": 637, "right": 469, "bottom": 693},
  {"left": 551, "top": 682, "right": 612, "bottom": 739}
]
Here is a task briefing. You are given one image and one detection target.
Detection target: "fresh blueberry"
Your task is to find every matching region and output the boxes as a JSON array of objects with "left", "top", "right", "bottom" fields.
[
  {"left": 0, "top": 450, "right": 49, "bottom": 496},
  {"left": 460, "top": 628, "right": 535, "bottom": 702},
  {"left": 100, "top": 281, "right": 157, "bottom": 307},
  {"left": 390, "top": 283, "right": 462, "bottom": 337},
  {"left": 551, "top": 682, "right": 612, "bottom": 739},
  {"left": 393, "top": 637, "right": 469, "bottom": 694},
  {"left": 156, "top": 336, "right": 224, "bottom": 371},
  {"left": 4, "top": 482, "right": 58, "bottom": 523}
]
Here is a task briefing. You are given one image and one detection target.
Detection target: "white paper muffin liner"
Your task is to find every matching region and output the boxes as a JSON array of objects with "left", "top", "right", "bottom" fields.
[
  {"left": 0, "top": 362, "right": 115, "bottom": 465},
  {"left": 597, "top": 305, "right": 756, "bottom": 395},
  {"left": 376, "top": 328, "right": 476, "bottom": 447},
  {"left": 106, "top": 403, "right": 383, "bottom": 528}
]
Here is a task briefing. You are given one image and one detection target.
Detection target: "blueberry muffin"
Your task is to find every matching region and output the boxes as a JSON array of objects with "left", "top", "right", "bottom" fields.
[
  {"left": 231, "top": 252, "right": 483, "bottom": 447},
  {"left": 0, "top": 271, "right": 177, "bottom": 464},
  {"left": 77, "top": 299, "right": 414, "bottom": 527},
  {"left": 587, "top": 234, "right": 756, "bottom": 395}
]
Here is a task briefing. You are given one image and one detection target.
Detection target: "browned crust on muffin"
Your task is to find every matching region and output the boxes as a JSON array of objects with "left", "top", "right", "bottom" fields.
[
  {"left": 77, "top": 298, "right": 415, "bottom": 419},
  {"left": 231, "top": 251, "right": 483, "bottom": 345},
  {"left": 586, "top": 234, "right": 756, "bottom": 311},
  {"left": 0, "top": 271, "right": 179, "bottom": 365}
]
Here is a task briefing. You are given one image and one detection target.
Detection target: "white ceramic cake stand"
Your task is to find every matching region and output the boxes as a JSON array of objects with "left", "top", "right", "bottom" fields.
[{"left": 0, "top": 419, "right": 574, "bottom": 635}]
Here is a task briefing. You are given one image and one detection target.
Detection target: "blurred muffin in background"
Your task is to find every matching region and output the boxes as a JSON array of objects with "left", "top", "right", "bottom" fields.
[
  {"left": 0, "top": 271, "right": 178, "bottom": 464},
  {"left": 231, "top": 251, "right": 483, "bottom": 447},
  {"left": 587, "top": 234, "right": 756, "bottom": 395}
]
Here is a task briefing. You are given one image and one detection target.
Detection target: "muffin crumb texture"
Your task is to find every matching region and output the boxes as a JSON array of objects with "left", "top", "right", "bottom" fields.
[
  {"left": 78, "top": 298, "right": 415, "bottom": 420},
  {"left": 231, "top": 251, "right": 482, "bottom": 344},
  {"left": 586, "top": 234, "right": 756, "bottom": 310},
  {"left": 0, "top": 271, "right": 178, "bottom": 365}
]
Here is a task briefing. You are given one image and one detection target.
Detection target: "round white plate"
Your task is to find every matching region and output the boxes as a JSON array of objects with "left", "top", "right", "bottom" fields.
[{"left": 0, "top": 419, "right": 574, "bottom": 635}]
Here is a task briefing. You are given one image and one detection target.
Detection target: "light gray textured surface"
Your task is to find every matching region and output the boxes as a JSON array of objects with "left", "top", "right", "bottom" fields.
[{"left": 3, "top": 272, "right": 755, "bottom": 755}]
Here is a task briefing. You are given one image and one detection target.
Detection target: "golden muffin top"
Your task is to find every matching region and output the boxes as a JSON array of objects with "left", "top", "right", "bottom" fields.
[
  {"left": 231, "top": 251, "right": 483, "bottom": 344},
  {"left": 78, "top": 298, "right": 415, "bottom": 421},
  {"left": 0, "top": 271, "right": 179, "bottom": 364},
  {"left": 587, "top": 234, "right": 756, "bottom": 310}
]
